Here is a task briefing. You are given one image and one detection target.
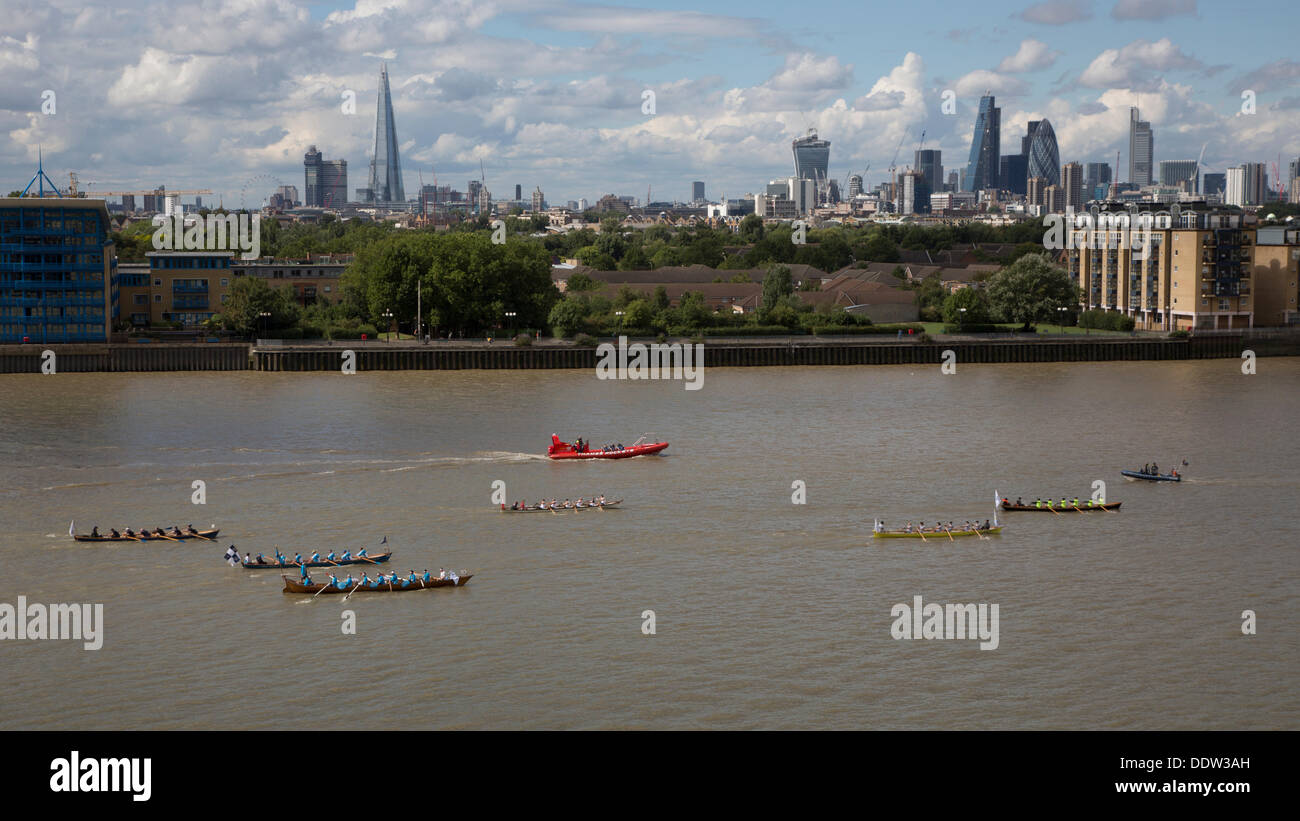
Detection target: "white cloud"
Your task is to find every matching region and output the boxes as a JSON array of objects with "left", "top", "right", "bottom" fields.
[
  {"left": 1078, "top": 38, "right": 1201, "bottom": 88},
  {"left": 954, "top": 69, "right": 1029, "bottom": 98},
  {"left": 997, "top": 39, "right": 1061, "bottom": 73},
  {"left": 1111, "top": 0, "right": 1196, "bottom": 21}
]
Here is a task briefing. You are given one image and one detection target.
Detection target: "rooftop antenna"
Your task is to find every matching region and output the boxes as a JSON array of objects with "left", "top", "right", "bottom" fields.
[{"left": 20, "top": 146, "right": 64, "bottom": 197}]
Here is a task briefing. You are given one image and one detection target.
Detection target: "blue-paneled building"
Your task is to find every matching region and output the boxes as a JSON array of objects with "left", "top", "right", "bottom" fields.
[{"left": 0, "top": 198, "right": 115, "bottom": 343}]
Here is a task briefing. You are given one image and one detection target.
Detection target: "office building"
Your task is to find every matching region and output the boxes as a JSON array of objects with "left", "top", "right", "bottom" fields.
[
  {"left": 913, "top": 150, "right": 942, "bottom": 195},
  {"left": 1062, "top": 162, "right": 1084, "bottom": 210},
  {"left": 1085, "top": 162, "right": 1112, "bottom": 194},
  {"left": 964, "top": 95, "right": 1000, "bottom": 192},
  {"left": 1159, "top": 160, "right": 1199, "bottom": 192},
  {"left": 692, "top": 181, "right": 706, "bottom": 202},
  {"left": 1226, "top": 164, "right": 1268, "bottom": 207},
  {"left": 0, "top": 195, "right": 116, "bottom": 343},
  {"left": 898, "top": 170, "right": 931, "bottom": 215},
  {"left": 1202, "top": 173, "right": 1226, "bottom": 197},
  {"left": 364, "top": 64, "right": 405, "bottom": 204},
  {"left": 1027, "top": 176, "right": 1047, "bottom": 208},
  {"left": 848, "top": 175, "right": 863, "bottom": 198},
  {"left": 1025, "top": 119, "right": 1060, "bottom": 188},
  {"left": 1000, "top": 154, "right": 1028, "bottom": 197},
  {"left": 1129, "top": 108, "right": 1154, "bottom": 186},
  {"left": 531, "top": 187, "right": 544, "bottom": 213}
]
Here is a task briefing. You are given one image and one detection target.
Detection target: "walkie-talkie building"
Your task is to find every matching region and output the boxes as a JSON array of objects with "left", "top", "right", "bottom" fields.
[
  {"left": 366, "top": 64, "right": 405, "bottom": 204},
  {"left": 964, "top": 95, "right": 1000, "bottom": 192},
  {"left": 792, "top": 129, "right": 831, "bottom": 199}
]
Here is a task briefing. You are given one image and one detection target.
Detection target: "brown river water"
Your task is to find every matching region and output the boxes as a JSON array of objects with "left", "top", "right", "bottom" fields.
[{"left": 0, "top": 359, "right": 1296, "bottom": 729}]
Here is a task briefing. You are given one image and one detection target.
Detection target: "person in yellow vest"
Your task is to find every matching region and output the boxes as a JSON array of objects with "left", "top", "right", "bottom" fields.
[
  {"left": 1060, "top": 497, "right": 1067, "bottom": 508},
  {"left": 1072, "top": 497, "right": 1080, "bottom": 508},
  {"left": 1035, "top": 498, "right": 1042, "bottom": 508}
]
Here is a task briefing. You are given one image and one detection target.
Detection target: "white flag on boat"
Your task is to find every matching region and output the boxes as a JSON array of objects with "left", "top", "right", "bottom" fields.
[
  {"left": 993, "top": 491, "right": 1000, "bottom": 527},
  {"left": 69, "top": 520, "right": 75, "bottom": 536}
]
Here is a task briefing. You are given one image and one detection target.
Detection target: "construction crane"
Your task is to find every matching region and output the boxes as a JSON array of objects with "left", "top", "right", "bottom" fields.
[
  {"left": 888, "top": 128, "right": 909, "bottom": 190},
  {"left": 71, "top": 174, "right": 211, "bottom": 199},
  {"left": 1192, "top": 142, "right": 1208, "bottom": 194}
]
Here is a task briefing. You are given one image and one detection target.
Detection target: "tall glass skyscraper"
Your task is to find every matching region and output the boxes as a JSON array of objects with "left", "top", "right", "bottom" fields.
[
  {"left": 1129, "top": 107, "right": 1153, "bottom": 187},
  {"left": 1025, "top": 118, "right": 1060, "bottom": 188},
  {"left": 367, "top": 64, "right": 405, "bottom": 204},
  {"left": 964, "top": 95, "right": 1000, "bottom": 192},
  {"left": 792, "top": 129, "right": 831, "bottom": 199}
]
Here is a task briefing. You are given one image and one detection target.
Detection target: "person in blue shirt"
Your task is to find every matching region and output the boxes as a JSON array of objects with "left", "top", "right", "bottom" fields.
[
  {"left": 326, "top": 551, "right": 337, "bottom": 562},
  {"left": 342, "top": 574, "right": 355, "bottom": 589},
  {"left": 299, "top": 564, "right": 311, "bottom": 584},
  {"left": 406, "top": 571, "right": 418, "bottom": 588},
  {"left": 422, "top": 569, "right": 431, "bottom": 584},
  {"left": 358, "top": 547, "right": 368, "bottom": 559},
  {"left": 275, "top": 552, "right": 286, "bottom": 567},
  {"left": 328, "top": 574, "right": 340, "bottom": 589},
  {"left": 293, "top": 553, "right": 303, "bottom": 565},
  {"left": 309, "top": 551, "right": 320, "bottom": 563},
  {"left": 341, "top": 550, "right": 351, "bottom": 561}
]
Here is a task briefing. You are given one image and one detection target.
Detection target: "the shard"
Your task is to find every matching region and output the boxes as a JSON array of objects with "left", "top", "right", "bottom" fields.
[{"left": 366, "top": 63, "right": 405, "bottom": 204}]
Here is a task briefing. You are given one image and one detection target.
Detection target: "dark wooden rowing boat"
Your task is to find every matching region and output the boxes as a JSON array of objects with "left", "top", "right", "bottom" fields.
[
  {"left": 1000, "top": 501, "right": 1121, "bottom": 512},
  {"left": 73, "top": 528, "right": 220, "bottom": 542},
  {"left": 242, "top": 551, "right": 392, "bottom": 570},
  {"left": 501, "top": 499, "right": 623, "bottom": 512},
  {"left": 281, "top": 573, "right": 473, "bottom": 594}
]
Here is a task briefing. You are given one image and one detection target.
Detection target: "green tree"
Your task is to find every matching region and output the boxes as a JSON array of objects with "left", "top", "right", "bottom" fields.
[
  {"left": 223, "top": 276, "right": 300, "bottom": 334},
  {"left": 759, "top": 263, "right": 793, "bottom": 321},
  {"left": 941, "top": 287, "right": 992, "bottom": 325},
  {"left": 987, "top": 253, "right": 1078, "bottom": 331},
  {"left": 738, "top": 213, "right": 765, "bottom": 242},
  {"left": 651, "top": 285, "right": 670, "bottom": 311},
  {"left": 565, "top": 272, "right": 601, "bottom": 292}
]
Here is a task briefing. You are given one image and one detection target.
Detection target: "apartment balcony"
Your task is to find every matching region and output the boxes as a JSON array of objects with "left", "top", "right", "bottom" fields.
[{"left": 171, "top": 282, "right": 209, "bottom": 293}]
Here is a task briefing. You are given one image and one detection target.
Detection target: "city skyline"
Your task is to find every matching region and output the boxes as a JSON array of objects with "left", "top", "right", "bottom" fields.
[{"left": 3, "top": 0, "right": 1299, "bottom": 205}]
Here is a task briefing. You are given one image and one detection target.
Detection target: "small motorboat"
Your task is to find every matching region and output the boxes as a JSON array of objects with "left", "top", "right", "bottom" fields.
[
  {"left": 546, "top": 434, "right": 668, "bottom": 460},
  {"left": 1121, "top": 469, "right": 1181, "bottom": 482}
]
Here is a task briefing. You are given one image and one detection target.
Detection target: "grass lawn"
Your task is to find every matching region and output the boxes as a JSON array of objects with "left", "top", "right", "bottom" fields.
[{"left": 920, "top": 322, "right": 1136, "bottom": 336}]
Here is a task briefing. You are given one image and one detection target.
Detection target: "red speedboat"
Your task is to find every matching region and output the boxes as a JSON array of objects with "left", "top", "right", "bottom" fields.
[{"left": 547, "top": 434, "right": 669, "bottom": 460}]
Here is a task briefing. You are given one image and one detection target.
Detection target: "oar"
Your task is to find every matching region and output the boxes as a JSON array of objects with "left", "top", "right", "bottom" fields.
[
  {"left": 946, "top": 528, "right": 955, "bottom": 542},
  {"left": 188, "top": 531, "right": 215, "bottom": 541},
  {"left": 312, "top": 579, "right": 337, "bottom": 599},
  {"left": 156, "top": 532, "right": 180, "bottom": 542},
  {"left": 916, "top": 528, "right": 927, "bottom": 542},
  {"left": 342, "top": 580, "right": 365, "bottom": 602},
  {"left": 1046, "top": 504, "right": 1060, "bottom": 515}
]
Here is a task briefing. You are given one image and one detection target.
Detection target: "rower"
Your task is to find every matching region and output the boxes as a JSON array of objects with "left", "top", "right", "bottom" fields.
[
  {"left": 1072, "top": 497, "right": 1080, "bottom": 508},
  {"left": 299, "top": 564, "right": 311, "bottom": 584},
  {"left": 1059, "top": 498, "right": 1067, "bottom": 509},
  {"left": 360, "top": 572, "right": 372, "bottom": 588},
  {"left": 341, "top": 550, "right": 351, "bottom": 561},
  {"left": 576, "top": 498, "right": 585, "bottom": 508},
  {"left": 293, "top": 553, "right": 303, "bottom": 564},
  {"left": 358, "top": 547, "right": 368, "bottom": 558},
  {"left": 407, "top": 571, "right": 418, "bottom": 587},
  {"left": 342, "top": 574, "right": 355, "bottom": 589},
  {"left": 422, "top": 569, "right": 432, "bottom": 583},
  {"left": 310, "top": 551, "right": 320, "bottom": 563},
  {"left": 982, "top": 519, "right": 991, "bottom": 530},
  {"left": 329, "top": 574, "right": 341, "bottom": 589},
  {"left": 186, "top": 524, "right": 197, "bottom": 534},
  {"left": 110, "top": 528, "right": 120, "bottom": 538},
  {"left": 256, "top": 553, "right": 267, "bottom": 565},
  {"left": 124, "top": 528, "right": 135, "bottom": 537},
  {"left": 1015, "top": 498, "right": 1023, "bottom": 506},
  {"left": 1035, "top": 499, "right": 1042, "bottom": 508},
  {"left": 326, "top": 550, "right": 337, "bottom": 562},
  {"left": 563, "top": 499, "right": 572, "bottom": 509},
  {"left": 90, "top": 526, "right": 100, "bottom": 537},
  {"left": 243, "top": 553, "right": 252, "bottom": 565},
  {"left": 438, "top": 568, "right": 447, "bottom": 580},
  {"left": 1152, "top": 462, "right": 1159, "bottom": 475}
]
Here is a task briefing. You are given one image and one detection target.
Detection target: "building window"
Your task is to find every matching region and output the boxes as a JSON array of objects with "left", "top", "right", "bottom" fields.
[
  {"left": 154, "top": 278, "right": 162, "bottom": 286},
  {"left": 1219, "top": 299, "right": 1229, "bottom": 310},
  {"left": 1201, "top": 299, "right": 1208, "bottom": 306},
  {"left": 154, "top": 294, "right": 162, "bottom": 302},
  {"left": 221, "top": 294, "right": 229, "bottom": 303},
  {"left": 134, "top": 294, "right": 147, "bottom": 305},
  {"left": 221, "top": 278, "right": 229, "bottom": 286}
]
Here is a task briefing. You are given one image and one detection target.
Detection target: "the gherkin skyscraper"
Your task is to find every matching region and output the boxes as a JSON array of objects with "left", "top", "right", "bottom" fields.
[{"left": 367, "top": 63, "right": 405, "bottom": 204}]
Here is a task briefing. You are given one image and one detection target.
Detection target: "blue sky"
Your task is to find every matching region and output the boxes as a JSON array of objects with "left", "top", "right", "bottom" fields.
[{"left": 4, "top": 0, "right": 1298, "bottom": 206}]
